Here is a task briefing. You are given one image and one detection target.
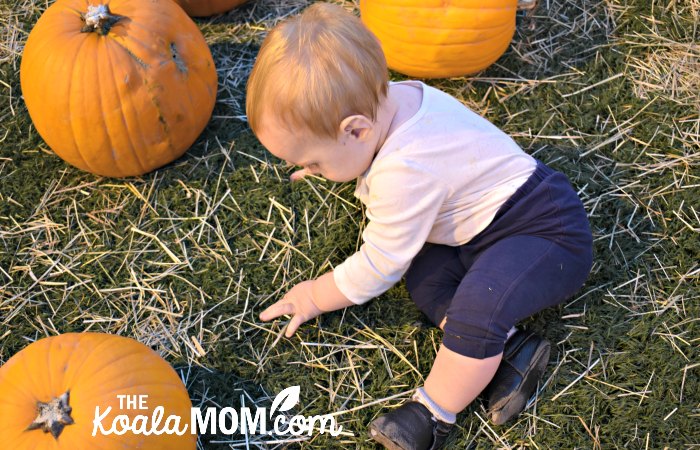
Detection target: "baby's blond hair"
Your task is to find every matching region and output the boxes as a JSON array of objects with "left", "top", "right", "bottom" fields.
[{"left": 246, "top": 3, "right": 388, "bottom": 139}]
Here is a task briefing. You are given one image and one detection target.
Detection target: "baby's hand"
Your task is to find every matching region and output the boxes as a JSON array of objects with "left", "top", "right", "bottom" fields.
[
  {"left": 290, "top": 167, "right": 311, "bottom": 181},
  {"left": 282, "top": 160, "right": 311, "bottom": 182},
  {"left": 260, "top": 280, "right": 323, "bottom": 337}
]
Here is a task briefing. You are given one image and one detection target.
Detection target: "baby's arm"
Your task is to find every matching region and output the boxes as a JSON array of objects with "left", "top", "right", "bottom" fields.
[
  {"left": 261, "top": 159, "right": 446, "bottom": 336},
  {"left": 259, "top": 271, "right": 353, "bottom": 337}
]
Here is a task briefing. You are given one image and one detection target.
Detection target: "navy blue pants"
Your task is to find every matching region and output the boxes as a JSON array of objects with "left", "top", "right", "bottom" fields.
[{"left": 405, "top": 161, "right": 593, "bottom": 359}]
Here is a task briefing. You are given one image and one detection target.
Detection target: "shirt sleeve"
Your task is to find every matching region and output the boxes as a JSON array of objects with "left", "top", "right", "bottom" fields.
[{"left": 333, "top": 159, "right": 449, "bottom": 304}]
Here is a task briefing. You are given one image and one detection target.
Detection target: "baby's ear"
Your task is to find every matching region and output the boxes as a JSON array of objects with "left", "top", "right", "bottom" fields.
[{"left": 339, "top": 115, "right": 373, "bottom": 140}]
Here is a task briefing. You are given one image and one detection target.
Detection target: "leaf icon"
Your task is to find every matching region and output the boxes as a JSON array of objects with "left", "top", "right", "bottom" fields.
[{"left": 270, "top": 386, "right": 300, "bottom": 416}]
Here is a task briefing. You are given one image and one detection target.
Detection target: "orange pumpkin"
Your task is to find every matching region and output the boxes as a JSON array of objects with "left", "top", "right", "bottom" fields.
[
  {"left": 20, "top": 0, "right": 218, "bottom": 178},
  {"left": 174, "top": 0, "right": 248, "bottom": 17},
  {"left": 360, "top": 0, "right": 518, "bottom": 78},
  {"left": 0, "top": 333, "right": 196, "bottom": 449}
]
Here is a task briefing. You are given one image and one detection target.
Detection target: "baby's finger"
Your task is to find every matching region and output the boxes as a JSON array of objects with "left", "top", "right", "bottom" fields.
[
  {"left": 285, "top": 314, "right": 305, "bottom": 337},
  {"left": 290, "top": 168, "right": 309, "bottom": 182},
  {"left": 260, "top": 301, "right": 293, "bottom": 321}
]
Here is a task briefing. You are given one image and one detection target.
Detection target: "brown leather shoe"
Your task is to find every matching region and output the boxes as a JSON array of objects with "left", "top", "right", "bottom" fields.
[
  {"left": 485, "top": 329, "right": 551, "bottom": 425},
  {"left": 369, "top": 401, "right": 453, "bottom": 450}
]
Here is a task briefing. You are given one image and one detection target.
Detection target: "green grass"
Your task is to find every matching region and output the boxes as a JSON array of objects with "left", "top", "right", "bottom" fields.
[{"left": 1, "top": 0, "right": 698, "bottom": 448}]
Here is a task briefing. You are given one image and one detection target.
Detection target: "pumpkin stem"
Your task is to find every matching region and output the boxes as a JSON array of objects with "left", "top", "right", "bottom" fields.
[
  {"left": 81, "top": 4, "right": 123, "bottom": 36},
  {"left": 26, "top": 391, "right": 75, "bottom": 439},
  {"left": 517, "top": 0, "right": 538, "bottom": 10}
]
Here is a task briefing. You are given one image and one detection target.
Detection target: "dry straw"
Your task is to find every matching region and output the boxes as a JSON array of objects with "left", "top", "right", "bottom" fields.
[{"left": 0, "top": 0, "right": 698, "bottom": 448}]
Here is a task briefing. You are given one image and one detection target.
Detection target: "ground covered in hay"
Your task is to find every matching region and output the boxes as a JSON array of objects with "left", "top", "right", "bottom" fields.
[{"left": 1, "top": 0, "right": 698, "bottom": 448}]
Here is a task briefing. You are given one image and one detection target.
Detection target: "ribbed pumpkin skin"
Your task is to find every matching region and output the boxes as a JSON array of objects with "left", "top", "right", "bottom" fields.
[
  {"left": 0, "top": 333, "right": 196, "bottom": 449},
  {"left": 20, "top": 0, "right": 217, "bottom": 177},
  {"left": 360, "top": 0, "right": 518, "bottom": 78},
  {"left": 174, "top": 0, "right": 248, "bottom": 17}
]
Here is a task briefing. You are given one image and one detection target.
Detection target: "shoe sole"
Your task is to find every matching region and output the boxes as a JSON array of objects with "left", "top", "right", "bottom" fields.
[
  {"left": 489, "top": 340, "right": 551, "bottom": 425},
  {"left": 369, "top": 424, "right": 408, "bottom": 450}
]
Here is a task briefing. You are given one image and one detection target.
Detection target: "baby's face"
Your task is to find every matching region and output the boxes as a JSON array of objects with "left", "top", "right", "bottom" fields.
[{"left": 256, "top": 114, "right": 377, "bottom": 183}]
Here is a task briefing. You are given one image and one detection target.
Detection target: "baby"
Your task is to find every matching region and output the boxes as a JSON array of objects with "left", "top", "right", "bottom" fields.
[{"left": 246, "top": 4, "right": 593, "bottom": 450}]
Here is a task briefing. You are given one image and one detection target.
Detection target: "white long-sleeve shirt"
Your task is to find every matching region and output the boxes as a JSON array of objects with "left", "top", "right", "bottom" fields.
[{"left": 334, "top": 81, "right": 536, "bottom": 304}]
